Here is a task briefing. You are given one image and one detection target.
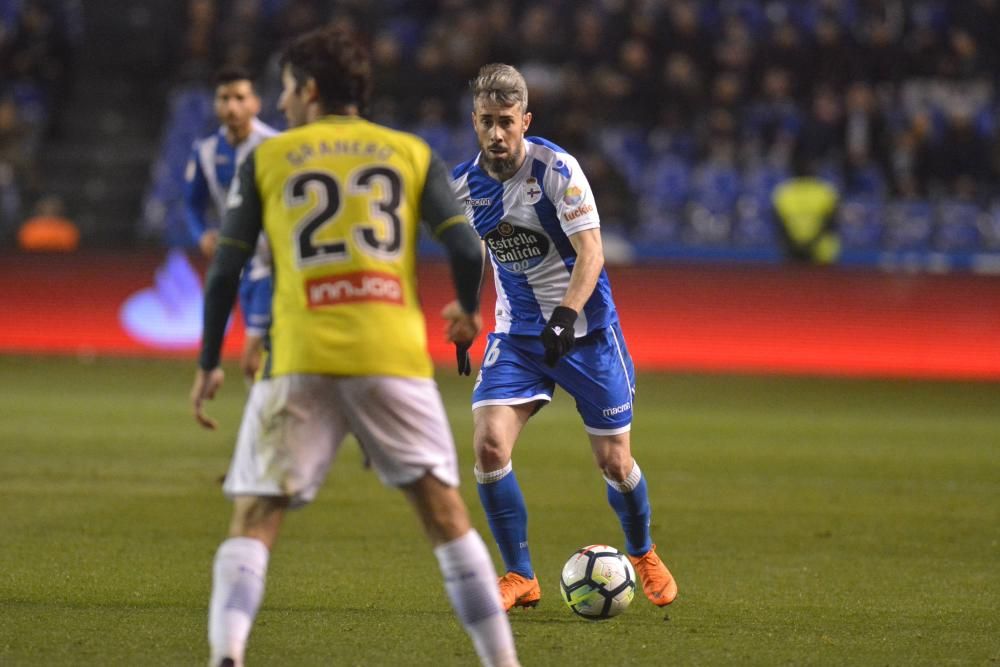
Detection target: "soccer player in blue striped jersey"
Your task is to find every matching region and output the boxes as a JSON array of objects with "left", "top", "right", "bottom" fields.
[
  {"left": 184, "top": 65, "right": 278, "bottom": 380},
  {"left": 445, "top": 63, "right": 678, "bottom": 611}
]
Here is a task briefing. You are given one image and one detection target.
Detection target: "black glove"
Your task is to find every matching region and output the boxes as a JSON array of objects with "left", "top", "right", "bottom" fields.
[
  {"left": 540, "top": 306, "right": 577, "bottom": 367},
  {"left": 456, "top": 342, "right": 472, "bottom": 376}
]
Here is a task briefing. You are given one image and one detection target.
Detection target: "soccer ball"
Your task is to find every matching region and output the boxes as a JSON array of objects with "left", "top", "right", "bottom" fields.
[{"left": 559, "top": 544, "right": 636, "bottom": 620}]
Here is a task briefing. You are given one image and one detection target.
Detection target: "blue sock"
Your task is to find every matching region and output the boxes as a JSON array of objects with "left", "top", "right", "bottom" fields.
[
  {"left": 605, "top": 461, "right": 652, "bottom": 557},
  {"left": 476, "top": 463, "right": 533, "bottom": 579}
]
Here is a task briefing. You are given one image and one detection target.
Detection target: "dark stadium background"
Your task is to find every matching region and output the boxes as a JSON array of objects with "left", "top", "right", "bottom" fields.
[{"left": 1, "top": 0, "right": 998, "bottom": 378}]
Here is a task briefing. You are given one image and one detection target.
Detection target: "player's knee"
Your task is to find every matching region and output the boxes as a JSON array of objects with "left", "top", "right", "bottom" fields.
[
  {"left": 600, "top": 458, "right": 633, "bottom": 483},
  {"left": 473, "top": 431, "right": 511, "bottom": 471},
  {"left": 592, "top": 436, "right": 632, "bottom": 481}
]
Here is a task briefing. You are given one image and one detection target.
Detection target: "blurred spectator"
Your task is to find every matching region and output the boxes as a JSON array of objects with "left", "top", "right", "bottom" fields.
[
  {"left": 1, "top": 0, "right": 73, "bottom": 105},
  {"left": 659, "top": 1, "right": 713, "bottom": 75},
  {"left": 614, "top": 38, "right": 657, "bottom": 126},
  {"left": 0, "top": 94, "right": 26, "bottom": 235},
  {"left": 891, "top": 110, "right": 935, "bottom": 198},
  {"left": 757, "top": 19, "right": 810, "bottom": 100},
  {"left": 857, "top": 2, "right": 907, "bottom": 84},
  {"left": 794, "top": 85, "right": 845, "bottom": 178},
  {"left": 843, "top": 81, "right": 891, "bottom": 196},
  {"left": 17, "top": 193, "right": 77, "bottom": 251},
  {"left": 810, "top": 14, "right": 864, "bottom": 90},
  {"left": 660, "top": 52, "right": 704, "bottom": 130},
  {"left": 744, "top": 66, "right": 800, "bottom": 167},
  {"left": 929, "top": 108, "right": 992, "bottom": 200},
  {"left": 772, "top": 166, "right": 841, "bottom": 264}
]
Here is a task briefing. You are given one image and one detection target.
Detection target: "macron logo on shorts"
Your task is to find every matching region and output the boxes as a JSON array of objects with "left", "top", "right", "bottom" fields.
[{"left": 306, "top": 271, "right": 403, "bottom": 307}]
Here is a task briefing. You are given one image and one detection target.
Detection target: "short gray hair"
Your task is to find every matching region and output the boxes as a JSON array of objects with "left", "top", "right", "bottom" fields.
[{"left": 470, "top": 63, "right": 528, "bottom": 112}]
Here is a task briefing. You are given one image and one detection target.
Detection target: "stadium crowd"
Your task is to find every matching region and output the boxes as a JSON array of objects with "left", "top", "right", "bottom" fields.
[
  {"left": 144, "top": 0, "right": 1000, "bottom": 255},
  {"left": 0, "top": 0, "right": 81, "bottom": 235}
]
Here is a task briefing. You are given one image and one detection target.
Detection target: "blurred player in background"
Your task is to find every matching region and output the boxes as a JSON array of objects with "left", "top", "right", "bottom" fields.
[
  {"left": 445, "top": 63, "right": 678, "bottom": 611},
  {"left": 185, "top": 65, "right": 277, "bottom": 381},
  {"left": 190, "top": 27, "right": 518, "bottom": 667}
]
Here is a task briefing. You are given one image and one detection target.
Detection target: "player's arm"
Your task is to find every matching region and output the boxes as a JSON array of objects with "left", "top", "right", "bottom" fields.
[
  {"left": 238, "top": 271, "right": 272, "bottom": 383},
  {"left": 191, "top": 153, "right": 263, "bottom": 428},
  {"left": 422, "top": 152, "right": 484, "bottom": 375},
  {"left": 541, "top": 159, "right": 605, "bottom": 366},
  {"left": 562, "top": 228, "right": 604, "bottom": 312},
  {"left": 183, "top": 145, "right": 217, "bottom": 257}
]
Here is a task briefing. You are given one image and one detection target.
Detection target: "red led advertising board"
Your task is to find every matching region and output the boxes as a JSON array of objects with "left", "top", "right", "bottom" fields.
[{"left": 2, "top": 250, "right": 998, "bottom": 379}]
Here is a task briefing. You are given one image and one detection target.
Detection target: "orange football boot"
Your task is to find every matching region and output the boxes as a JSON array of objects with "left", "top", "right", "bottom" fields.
[
  {"left": 497, "top": 572, "right": 541, "bottom": 611},
  {"left": 628, "top": 544, "right": 678, "bottom": 606}
]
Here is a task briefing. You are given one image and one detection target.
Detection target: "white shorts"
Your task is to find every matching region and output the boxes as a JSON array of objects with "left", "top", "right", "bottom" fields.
[{"left": 223, "top": 374, "right": 459, "bottom": 507}]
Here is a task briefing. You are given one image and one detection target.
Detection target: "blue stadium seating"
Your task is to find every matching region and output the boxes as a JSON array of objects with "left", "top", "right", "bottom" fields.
[
  {"left": 838, "top": 197, "right": 884, "bottom": 250},
  {"left": 691, "top": 162, "right": 741, "bottom": 214},
  {"left": 733, "top": 195, "right": 779, "bottom": 249},
  {"left": 883, "top": 200, "right": 934, "bottom": 251},
  {"left": 935, "top": 200, "right": 981, "bottom": 252},
  {"left": 640, "top": 154, "right": 691, "bottom": 212}
]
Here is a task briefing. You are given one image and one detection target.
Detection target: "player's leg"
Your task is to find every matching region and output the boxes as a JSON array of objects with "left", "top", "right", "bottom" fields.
[
  {"left": 473, "top": 403, "right": 537, "bottom": 585},
  {"left": 588, "top": 431, "right": 651, "bottom": 555},
  {"left": 209, "top": 495, "right": 288, "bottom": 667},
  {"left": 402, "top": 473, "right": 519, "bottom": 667},
  {"left": 557, "top": 324, "right": 678, "bottom": 606},
  {"left": 470, "top": 334, "right": 554, "bottom": 609},
  {"left": 209, "top": 375, "right": 346, "bottom": 667},
  {"left": 589, "top": 437, "right": 678, "bottom": 608},
  {"left": 337, "top": 376, "right": 518, "bottom": 667}
]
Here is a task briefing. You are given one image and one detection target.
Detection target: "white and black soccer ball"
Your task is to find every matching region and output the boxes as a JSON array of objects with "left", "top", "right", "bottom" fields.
[{"left": 559, "top": 544, "right": 636, "bottom": 620}]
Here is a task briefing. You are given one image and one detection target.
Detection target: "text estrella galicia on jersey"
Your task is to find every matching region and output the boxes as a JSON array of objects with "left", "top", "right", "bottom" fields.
[
  {"left": 484, "top": 223, "right": 550, "bottom": 273},
  {"left": 523, "top": 177, "right": 542, "bottom": 205}
]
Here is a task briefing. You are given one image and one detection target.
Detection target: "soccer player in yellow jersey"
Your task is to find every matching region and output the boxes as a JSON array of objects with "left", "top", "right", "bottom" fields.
[{"left": 190, "top": 27, "right": 519, "bottom": 667}]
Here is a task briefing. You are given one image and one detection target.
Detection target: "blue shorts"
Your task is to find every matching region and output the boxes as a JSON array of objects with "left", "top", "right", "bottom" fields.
[
  {"left": 238, "top": 272, "right": 272, "bottom": 336},
  {"left": 471, "top": 323, "right": 636, "bottom": 435}
]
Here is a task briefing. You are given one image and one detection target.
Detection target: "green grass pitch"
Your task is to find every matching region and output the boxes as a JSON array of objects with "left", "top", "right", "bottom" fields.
[{"left": 1, "top": 356, "right": 997, "bottom": 665}]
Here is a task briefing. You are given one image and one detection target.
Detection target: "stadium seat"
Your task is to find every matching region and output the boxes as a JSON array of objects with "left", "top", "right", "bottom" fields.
[
  {"left": 685, "top": 204, "right": 734, "bottom": 246},
  {"left": 598, "top": 126, "right": 649, "bottom": 185},
  {"left": 981, "top": 204, "right": 1000, "bottom": 250},
  {"left": 883, "top": 200, "right": 934, "bottom": 251},
  {"left": 934, "top": 200, "right": 981, "bottom": 252},
  {"left": 691, "top": 162, "right": 741, "bottom": 214},
  {"left": 844, "top": 164, "right": 887, "bottom": 199},
  {"left": 742, "top": 163, "right": 789, "bottom": 204},
  {"left": 733, "top": 195, "right": 779, "bottom": 248},
  {"left": 837, "top": 197, "right": 884, "bottom": 250},
  {"left": 633, "top": 200, "right": 683, "bottom": 244},
  {"left": 641, "top": 154, "right": 691, "bottom": 212}
]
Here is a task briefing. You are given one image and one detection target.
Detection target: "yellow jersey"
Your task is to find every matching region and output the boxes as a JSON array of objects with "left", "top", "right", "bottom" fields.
[{"left": 251, "top": 116, "right": 435, "bottom": 378}]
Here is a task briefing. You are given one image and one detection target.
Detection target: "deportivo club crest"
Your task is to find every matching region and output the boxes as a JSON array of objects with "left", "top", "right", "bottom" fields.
[{"left": 524, "top": 177, "right": 542, "bottom": 205}]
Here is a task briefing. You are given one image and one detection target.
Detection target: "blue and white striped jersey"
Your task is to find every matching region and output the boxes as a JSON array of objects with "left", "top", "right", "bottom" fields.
[
  {"left": 186, "top": 117, "right": 277, "bottom": 223},
  {"left": 451, "top": 137, "right": 618, "bottom": 337},
  {"left": 186, "top": 117, "right": 277, "bottom": 336}
]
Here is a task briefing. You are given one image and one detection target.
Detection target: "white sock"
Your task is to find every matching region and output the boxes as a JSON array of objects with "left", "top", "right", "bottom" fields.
[
  {"left": 434, "top": 530, "right": 519, "bottom": 667},
  {"left": 604, "top": 459, "right": 642, "bottom": 493},
  {"left": 208, "top": 537, "right": 269, "bottom": 666},
  {"left": 474, "top": 461, "right": 513, "bottom": 484}
]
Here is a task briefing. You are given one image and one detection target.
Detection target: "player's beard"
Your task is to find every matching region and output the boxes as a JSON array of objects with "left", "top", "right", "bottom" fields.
[{"left": 482, "top": 143, "right": 523, "bottom": 180}]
